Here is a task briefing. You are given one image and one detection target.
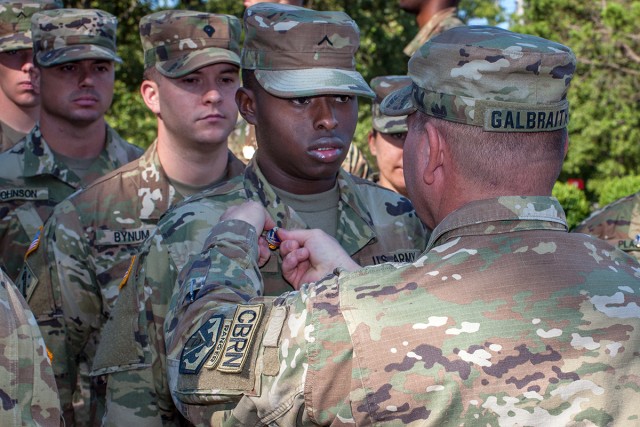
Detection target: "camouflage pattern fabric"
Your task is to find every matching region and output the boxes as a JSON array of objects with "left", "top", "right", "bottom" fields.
[
  {"left": 242, "top": 3, "right": 374, "bottom": 98},
  {"left": 0, "top": 0, "right": 62, "bottom": 52},
  {"left": 403, "top": 6, "right": 463, "bottom": 56},
  {"left": 371, "top": 75, "right": 411, "bottom": 134},
  {"left": 168, "top": 196, "right": 640, "bottom": 425},
  {"left": 140, "top": 10, "right": 240, "bottom": 78},
  {"left": 383, "top": 26, "right": 576, "bottom": 133},
  {"left": 0, "top": 269, "right": 61, "bottom": 427},
  {"left": 93, "top": 158, "right": 428, "bottom": 425},
  {"left": 0, "top": 123, "right": 143, "bottom": 282},
  {"left": 19, "top": 143, "right": 242, "bottom": 425},
  {"left": 0, "top": 120, "right": 28, "bottom": 153},
  {"left": 31, "top": 8, "right": 122, "bottom": 67},
  {"left": 573, "top": 191, "right": 640, "bottom": 262}
]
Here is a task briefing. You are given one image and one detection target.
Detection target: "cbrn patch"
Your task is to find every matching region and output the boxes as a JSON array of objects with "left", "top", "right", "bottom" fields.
[{"left": 217, "top": 304, "right": 264, "bottom": 373}]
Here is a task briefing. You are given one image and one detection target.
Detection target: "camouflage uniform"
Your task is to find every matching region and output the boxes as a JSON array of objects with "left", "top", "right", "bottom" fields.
[
  {"left": 167, "top": 26, "right": 640, "bottom": 425},
  {"left": 169, "top": 197, "right": 640, "bottom": 425},
  {"left": 21, "top": 142, "right": 243, "bottom": 425},
  {"left": 95, "top": 159, "right": 427, "bottom": 425},
  {"left": 0, "top": 124, "right": 142, "bottom": 282},
  {"left": 403, "top": 6, "right": 463, "bottom": 56},
  {"left": 573, "top": 191, "right": 640, "bottom": 262},
  {"left": 20, "top": 10, "right": 244, "bottom": 426},
  {"left": 0, "top": 0, "right": 62, "bottom": 152},
  {"left": 0, "top": 269, "right": 61, "bottom": 426},
  {"left": 0, "top": 8, "right": 143, "bottom": 282}
]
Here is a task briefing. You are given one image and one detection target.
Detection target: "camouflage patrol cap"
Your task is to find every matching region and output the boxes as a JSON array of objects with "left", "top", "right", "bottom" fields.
[
  {"left": 31, "top": 8, "right": 122, "bottom": 67},
  {"left": 140, "top": 10, "right": 241, "bottom": 78},
  {"left": 371, "top": 76, "right": 411, "bottom": 134},
  {"left": 242, "top": 3, "right": 374, "bottom": 98},
  {"left": 381, "top": 26, "right": 577, "bottom": 133},
  {"left": 0, "top": 0, "right": 61, "bottom": 52}
]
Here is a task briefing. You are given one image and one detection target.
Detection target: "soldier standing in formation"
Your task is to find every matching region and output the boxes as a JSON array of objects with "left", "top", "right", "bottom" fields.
[
  {"left": 367, "top": 75, "right": 412, "bottom": 196},
  {"left": 0, "top": 0, "right": 61, "bottom": 152},
  {"left": 20, "top": 10, "right": 245, "bottom": 425},
  {"left": 0, "top": 8, "right": 142, "bottom": 282}
]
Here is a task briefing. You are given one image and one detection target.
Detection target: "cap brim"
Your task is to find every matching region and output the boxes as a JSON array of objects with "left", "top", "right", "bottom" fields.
[
  {"left": 372, "top": 115, "right": 408, "bottom": 133},
  {"left": 380, "top": 84, "right": 417, "bottom": 116},
  {"left": 156, "top": 48, "right": 241, "bottom": 78},
  {"left": 255, "top": 68, "right": 374, "bottom": 98},
  {"left": 36, "top": 44, "right": 122, "bottom": 67}
]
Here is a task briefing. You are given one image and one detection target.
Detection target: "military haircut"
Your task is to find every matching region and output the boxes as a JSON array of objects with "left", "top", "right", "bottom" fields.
[{"left": 414, "top": 111, "right": 567, "bottom": 192}]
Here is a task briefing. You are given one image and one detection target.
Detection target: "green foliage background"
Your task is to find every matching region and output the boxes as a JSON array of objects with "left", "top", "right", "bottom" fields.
[
  {"left": 64, "top": 0, "right": 640, "bottom": 224},
  {"left": 512, "top": 0, "right": 640, "bottom": 216}
]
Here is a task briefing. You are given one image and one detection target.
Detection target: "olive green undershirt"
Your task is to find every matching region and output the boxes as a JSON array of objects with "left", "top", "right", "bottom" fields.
[
  {"left": 272, "top": 183, "right": 340, "bottom": 238},
  {"left": 52, "top": 151, "right": 99, "bottom": 181}
]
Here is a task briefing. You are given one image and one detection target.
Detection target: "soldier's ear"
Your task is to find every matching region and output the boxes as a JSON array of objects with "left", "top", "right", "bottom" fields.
[
  {"left": 140, "top": 80, "right": 160, "bottom": 114},
  {"left": 236, "top": 87, "right": 257, "bottom": 125}
]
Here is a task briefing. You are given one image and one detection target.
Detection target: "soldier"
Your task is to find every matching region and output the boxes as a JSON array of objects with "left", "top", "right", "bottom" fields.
[
  {"left": 0, "top": 269, "right": 61, "bottom": 427},
  {"left": 166, "top": 26, "right": 640, "bottom": 425},
  {"left": 20, "top": 10, "right": 245, "bottom": 426},
  {"left": 0, "top": 0, "right": 61, "bottom": 152},
  {"left": 229, "top": 0, "right": 374, "bottom": 180},
  {"left": 0, "top": 8, "right": 143, "bottom": 282},
  {"left": 94, "top": 3, "right": 428, "bottom": 425},
  {"left": 400, "top": 0, "right": 464, "bottom": 56},
  {"left": 573, "top": 191, "right": 640, "bottom": 262},
  {"left": 367, "top": 75, "right": 412, "bottom": 196}
]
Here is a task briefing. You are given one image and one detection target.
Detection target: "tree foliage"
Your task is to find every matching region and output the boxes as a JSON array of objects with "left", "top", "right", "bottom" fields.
[{"left": 512, "top": 0, "right": 640, "bottom": 208}]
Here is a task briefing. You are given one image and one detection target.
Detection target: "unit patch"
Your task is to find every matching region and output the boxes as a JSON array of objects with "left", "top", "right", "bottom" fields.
[
  {"left": 180, "top": 314, "right": 228, "bottom": 375},
  {"left": 217, "top": 304, "right": 264, "bottom": 373}
]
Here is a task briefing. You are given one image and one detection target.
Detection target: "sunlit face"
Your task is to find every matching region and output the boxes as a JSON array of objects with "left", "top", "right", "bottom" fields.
[
  {"left": 0, "top": 49, "right": 39, "bottom": 109},
  {"left": 369, "top": 129, "right": 407, "bottom": 196},
  {"left": 150, "top": 63, "right": 240, "bottom": 149},
  {"left": 247, "top": 83, "right": 358, "bottom": 193},
  {"left": 39, "top": 59, "right": 115, "bottom": 125}
]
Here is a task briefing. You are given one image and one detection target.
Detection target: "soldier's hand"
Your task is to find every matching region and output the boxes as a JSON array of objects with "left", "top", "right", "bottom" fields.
[
  {"left": 221, "top": 201, "right": 275, "bottom": 267},
  {"left": 278, "top": 228, "right": 359, "bottom": 289}
]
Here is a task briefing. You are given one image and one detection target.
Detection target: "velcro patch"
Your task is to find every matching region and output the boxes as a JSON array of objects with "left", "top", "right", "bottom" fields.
[
  {"left": 0, "top": 187, "right": 48, "bottom": 202},
  {"left": 95, "top": 226, "right": 154, "bottom": 246},
  {"left": 217, "top": 304, "right": 264, "bottom": 373},
  {"left": 180, "top": 314, "right": 228, "bottom": 375}
]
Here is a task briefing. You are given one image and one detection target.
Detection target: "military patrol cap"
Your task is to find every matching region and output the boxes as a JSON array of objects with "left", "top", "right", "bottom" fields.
[
  {"left": 381, "top": 26, "right": 577, "bottom": 132},
  {"left": 31, "top": 8, "right": 122, "bottom": 67},
  {"left": 371, "top": 76, "right": 412, "bottom": 134},
  {"left": 0, "top": 0, "right": 61, "bottom": 52},
  {"left": 140, "top": 10, "right": 241, "bottom": 78},
  {"left": 242, "top": 3, "right": 374, "bottom": 98}
]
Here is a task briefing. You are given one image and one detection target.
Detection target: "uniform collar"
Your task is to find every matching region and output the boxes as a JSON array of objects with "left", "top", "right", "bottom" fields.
[
  {"left": 243, "top": 158, "right": 377, "bottom": 255},
  {"left": 428, "top": 196, "right": 568, "bottom": 250}
]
